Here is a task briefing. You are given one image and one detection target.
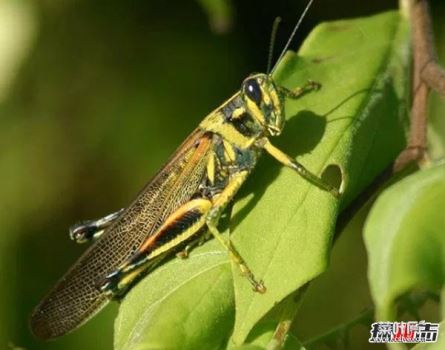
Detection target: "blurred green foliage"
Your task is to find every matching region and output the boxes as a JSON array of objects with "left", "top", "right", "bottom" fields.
[
  {"left": 1, "top": 0, "right": 444, "bottom": 349},
  {"left": 365, "top": 164, "right": 445, "bottom": 325}
]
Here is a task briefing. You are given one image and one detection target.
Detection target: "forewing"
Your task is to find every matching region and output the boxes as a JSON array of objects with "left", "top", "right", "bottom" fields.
[{"left": 30, "top": 129, "right": 212, "bottom": 339}]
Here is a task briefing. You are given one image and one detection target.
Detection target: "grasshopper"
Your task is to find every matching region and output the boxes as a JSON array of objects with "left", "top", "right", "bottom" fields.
[{"left": 30, "top": 0, "right": 339, "bottom": 340}]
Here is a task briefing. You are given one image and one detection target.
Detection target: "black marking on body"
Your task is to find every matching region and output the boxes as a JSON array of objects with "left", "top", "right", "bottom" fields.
[
  {"left": 222, "top": 96, "right": 244, "bottom": 122},
  {"left": 230, "top": 113, "right": 257, "bottom": 137},
  {"left": 199, "top": 133, "right": 260, "bottom": 202},
  {"left": 153, "top": 209, "right": 203, "bottom": 247},
  {"left": 234, "top": 146, "right": 259, "bottom": 171}
]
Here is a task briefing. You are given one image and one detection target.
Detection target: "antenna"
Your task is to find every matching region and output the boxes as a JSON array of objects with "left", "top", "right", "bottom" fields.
[
  {"left": 266, "top": 17, "right": 282, "bottom": 74},
  {"left": 269, "top": 0, "right": 315, "bottom": 74}
]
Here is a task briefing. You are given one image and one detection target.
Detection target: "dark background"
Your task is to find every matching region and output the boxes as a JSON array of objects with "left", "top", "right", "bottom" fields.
[{"left": 1, "top": 0, "right": 443, "bottom": 349}]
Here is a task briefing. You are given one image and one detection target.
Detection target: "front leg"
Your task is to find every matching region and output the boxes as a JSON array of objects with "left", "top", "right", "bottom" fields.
[
  {"left": 277, "top": 80, "right": 321, "bottom": 99},
  {"left": 259, "top": 138, "right": 340, "bottom": 198}
]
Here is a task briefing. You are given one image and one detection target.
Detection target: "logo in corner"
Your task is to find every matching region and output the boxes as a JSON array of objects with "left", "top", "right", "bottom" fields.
[{"left": 369, "top": 321, "right": 440, "bottom": 343}]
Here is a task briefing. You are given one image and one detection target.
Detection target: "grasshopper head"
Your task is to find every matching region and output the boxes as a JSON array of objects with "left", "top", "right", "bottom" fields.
[{"left": 241, "top": 73, "right": 285, "bottom": 137}]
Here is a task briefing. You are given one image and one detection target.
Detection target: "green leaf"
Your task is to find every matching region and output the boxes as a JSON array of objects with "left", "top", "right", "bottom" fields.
[
  {"left": 115, "top": 11, "right": 409, "bottom": 348},
  {"left": 229, "top": 332, "right": 305, "bottom": 350},
  {"left": 364, "top": 163, "right": 445, "bottom": 321},
  {"left": 228, "top": 324, "right": 305, "bottom": 350},
  {"left": 228, "top": 290, "right": 306, "bottom": 350},
  {"left": 282, "top": 334, "right": 306, "bottom": 350},
  {"left": 114, "top": 240, "right": 234, "bottom": 350},
  {"left": 231, "top": 11, "right": 409, "bottom": 343}
]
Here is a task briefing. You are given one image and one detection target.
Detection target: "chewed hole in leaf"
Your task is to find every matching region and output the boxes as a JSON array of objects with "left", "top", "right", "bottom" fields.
[{"left": 322, "top": 163, "right": 343, "bottom": 193}]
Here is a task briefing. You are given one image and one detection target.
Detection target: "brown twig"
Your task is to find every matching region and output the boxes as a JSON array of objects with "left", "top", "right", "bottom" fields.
[
  {"left": 422, "top": 62, "right": 445, "bottom": 99},
  {"left": 337, "top": 0, "right": 442, "bottom": 237},
  {"left": 339, "top": 0, "right": 445, "bottom": 229},
  {"left": 414, "top": 0, "right": 445, "bottom": 100},
  {"left": 394, "top": 0, "right": 445, "bottom": 171}
]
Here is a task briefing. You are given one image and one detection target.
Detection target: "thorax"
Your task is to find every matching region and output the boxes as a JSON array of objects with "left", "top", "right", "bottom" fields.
[{"left": 198, "top": 94, "right": 266, "bottom": 198}]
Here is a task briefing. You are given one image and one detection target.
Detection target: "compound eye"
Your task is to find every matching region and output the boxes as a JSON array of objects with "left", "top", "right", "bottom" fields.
[{"left": 244, "top": 79, "right": 262, "bottom": 105}]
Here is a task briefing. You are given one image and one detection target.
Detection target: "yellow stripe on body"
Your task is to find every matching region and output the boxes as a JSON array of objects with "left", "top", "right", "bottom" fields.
[
  {"left": 119, "top": 268, "right": 145, "bottom": 289},
  {"left": 199, "top": 93, "right": 258, "bottom": 149},
  {"left": 245, "top": 99, "right": 266, "bottom": 127},
  {"left": 200, "top": 111, "right": 255, "bottom": 149},
  {"left": 269, "top": 89, "right": 281, "bottom": 112},
  {"left": 207, "top": 152, "right": 215, "bottom": 185},
  {"left": 146, "top": 198, "right": 212, "bottom": 259},
  {"left": 231, "top": 107, "right": 245, "bottom": 119},
  {"left": 223, "top": 140, "right": 236, "bottom": 162},
  {"left": 261, "top": 91, "right": 271, "bottom": 105}
]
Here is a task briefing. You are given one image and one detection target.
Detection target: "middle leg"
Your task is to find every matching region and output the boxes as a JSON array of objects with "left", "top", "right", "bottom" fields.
[{"left": 206, "top": 170, "right": 266, "bottom": 293}]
